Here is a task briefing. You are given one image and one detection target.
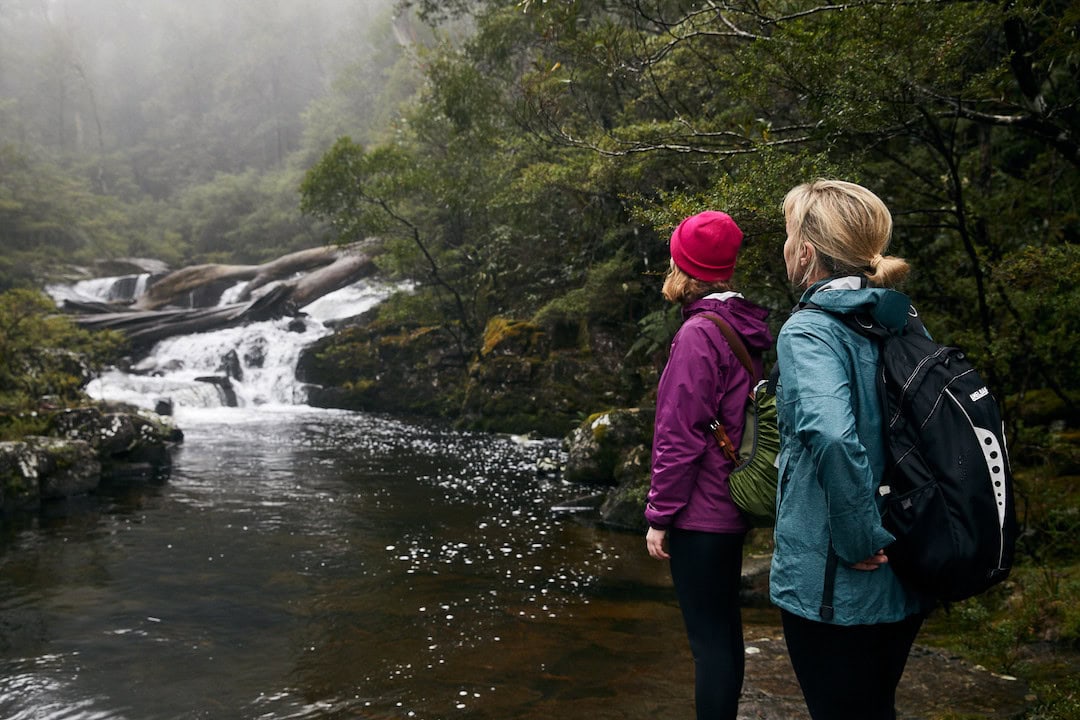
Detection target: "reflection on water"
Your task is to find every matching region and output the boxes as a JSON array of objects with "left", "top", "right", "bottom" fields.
[{"left": 0, "top": 408, "right": 694, "bottom": 720}]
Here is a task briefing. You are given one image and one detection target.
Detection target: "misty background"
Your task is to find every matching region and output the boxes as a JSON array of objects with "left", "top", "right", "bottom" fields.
[{"left": 0, "top": 0, "right": 432, "bottom": 278}]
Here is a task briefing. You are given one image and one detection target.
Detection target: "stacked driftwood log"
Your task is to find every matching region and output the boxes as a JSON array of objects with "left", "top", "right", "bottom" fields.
[{"left": 67, "top": 241, "right": 379, "bottom": 351}]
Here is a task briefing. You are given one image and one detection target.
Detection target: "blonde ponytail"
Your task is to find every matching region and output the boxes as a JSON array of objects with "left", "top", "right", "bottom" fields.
[
  {"left": 866, "top": 254, "right": 910, "bottom": 287},
  {"left": 784, "top": 180, "right": 910, "bottom": 288}
]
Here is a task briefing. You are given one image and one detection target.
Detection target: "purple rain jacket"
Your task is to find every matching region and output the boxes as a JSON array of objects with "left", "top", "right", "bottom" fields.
[{"left": 645, "top": 293, "right": 774, "bottom": 533}]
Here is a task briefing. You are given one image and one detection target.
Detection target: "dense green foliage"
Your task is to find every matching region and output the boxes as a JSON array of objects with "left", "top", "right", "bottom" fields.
[
  {"left": 299, "top": 5, "right": 1080, "bottom": 709},
  {"left": 0, "top": 289, "right": 124, "bottom": 439},
  {"left": 303, "top": 0, "right": 1078, "bottom": 413}
]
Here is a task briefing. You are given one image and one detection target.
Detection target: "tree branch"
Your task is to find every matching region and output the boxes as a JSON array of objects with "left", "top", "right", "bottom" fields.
[
  {"left": 907, "top": 83, "right": 1080, "bottom": 169},
  {"left": 373, "top": 197, "right": 475, "bottom": 343}
]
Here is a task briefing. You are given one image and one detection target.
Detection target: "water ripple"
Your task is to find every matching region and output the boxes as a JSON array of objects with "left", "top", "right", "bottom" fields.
[{"left": 0, "top": 410, "right": 650, "bottom": 720}]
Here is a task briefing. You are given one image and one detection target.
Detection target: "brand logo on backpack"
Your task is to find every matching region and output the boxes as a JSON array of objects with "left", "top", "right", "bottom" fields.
[{"left": 803, "top": 301, "right": 1018, "bottom": 604}]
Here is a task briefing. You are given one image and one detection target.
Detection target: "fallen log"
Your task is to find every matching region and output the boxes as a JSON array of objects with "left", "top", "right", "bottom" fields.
[
  {"left": 70, "top": 242, "right": 380, "bottom": 350},
  {"left": 132, "top": 263, "right": 259, "bottom": 311},
  {"left": 133, "top": 243, "right": 369, "bottom": 310}
]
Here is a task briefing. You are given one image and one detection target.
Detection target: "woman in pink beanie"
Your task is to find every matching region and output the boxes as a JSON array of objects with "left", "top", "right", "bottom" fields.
[{"left": 645, "top": 211, "right": 774, "bottom": 719}]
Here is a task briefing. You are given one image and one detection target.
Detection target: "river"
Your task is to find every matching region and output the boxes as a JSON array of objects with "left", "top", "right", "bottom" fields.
[
  {"left": 13, "top": 275, "right": 714, "bottom": 719},
  {"left": 0, "top": 406, "right": 714, "bottom": 720}
]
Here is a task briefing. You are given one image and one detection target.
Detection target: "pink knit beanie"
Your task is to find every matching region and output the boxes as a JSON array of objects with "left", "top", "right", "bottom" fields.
[{"left": 669, "top": 211, "right": 743, "bottom": 282}]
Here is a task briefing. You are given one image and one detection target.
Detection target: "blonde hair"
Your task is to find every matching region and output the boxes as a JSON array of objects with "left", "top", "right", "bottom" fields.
[
  {"left": 783, "top": 179, "right": 909, "bottom": 287},
  {"left": 662, "top": 260, "right": 732, "bottom": 305}
]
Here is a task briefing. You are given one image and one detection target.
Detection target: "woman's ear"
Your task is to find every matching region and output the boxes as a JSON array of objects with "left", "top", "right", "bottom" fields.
[{"left": 800, "top": 242, "right": 815, "bottom": 268}]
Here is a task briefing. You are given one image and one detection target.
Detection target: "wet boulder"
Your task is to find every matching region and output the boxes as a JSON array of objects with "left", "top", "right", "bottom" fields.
[
  {"left": 1, "top": 404, "right": 181, "bottom": 512},
  {"left": 219, "top": 349, "right": 244, "bottom": 381},
  {"left": 243, "top": 338, "right": 267, "bottom": 369},
  {"left": 563, "top": 408, "right": 651, "bottom": 485},
  {"left": 0, "top": 437, "right": 101, "bottom": 510},
  {"left": 194, "top": 375, "right": 237, "bottom": 407},
  {"left": 597, "top": 442, "right": 652, "bottom": 532},
  {"left": 562, "top": 408, "right": 653, "bottom": 532},
  {"left": 49, "top": 404, "right": 182, "bottom": 475}
]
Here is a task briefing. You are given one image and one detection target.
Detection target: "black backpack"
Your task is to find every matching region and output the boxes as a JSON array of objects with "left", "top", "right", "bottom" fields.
[{"left": 810, "top": 303, "right": 1017, "bottom": 605}]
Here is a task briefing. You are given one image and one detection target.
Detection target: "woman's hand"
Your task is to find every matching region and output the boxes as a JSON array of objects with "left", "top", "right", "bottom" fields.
[
  {"left": 851, "top": 549, "right": 888, "bottom": 571},
  {"left": 646, "top": 527, "right": 669, "bottom": 560}
]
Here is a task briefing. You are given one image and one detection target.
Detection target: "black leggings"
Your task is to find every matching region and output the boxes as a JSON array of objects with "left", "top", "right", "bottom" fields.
[
  {"left": 667, "top": 529, "right": 746, "bottom": 720},
  {"left": 781, "top": 609, "right": 923, "bottom": 720}
]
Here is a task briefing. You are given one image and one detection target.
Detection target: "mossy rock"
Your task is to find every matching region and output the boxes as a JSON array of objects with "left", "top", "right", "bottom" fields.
[
  {"left": 480, "top": 317, "right": 547, "bottom": 357},
  {"left": 598, "top": 444, "right": 652, "bottom": 531},
  {"left": 563, "top": 408, "right": 652, "bottom": 485},
  {"left": 0, "top": 437, "right": 100, "bottom": 509},
  {"left": 298, "top": 309, "right": 649, "bottom": 437},
  {"left": 48, "top": 404, "right": 181, "bottom": 474},
  {"left": 460, "top": 317, "right": 646, "bottom": 436},
  {"left": 298, "top": 319, "right": 470, "bottom": 419}
]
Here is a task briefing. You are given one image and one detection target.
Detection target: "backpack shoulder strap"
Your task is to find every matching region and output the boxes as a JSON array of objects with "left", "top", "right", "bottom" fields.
[
  {"left": 798, "top": 299, "right": 920, "bottom": 342},
  {"left": 820, "top": 542, "right": 839, "bottom": 621},
  {"left": 701, "top": 312, "right": 756, "bottom": 380}
]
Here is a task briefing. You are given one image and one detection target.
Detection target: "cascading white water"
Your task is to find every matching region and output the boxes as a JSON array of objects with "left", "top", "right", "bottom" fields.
[
  {"left": 47, "top": 276, "right": 396, "bottom": 418},
  {"left": 47, "top": 273, "right": 152, "bottom": 304}
]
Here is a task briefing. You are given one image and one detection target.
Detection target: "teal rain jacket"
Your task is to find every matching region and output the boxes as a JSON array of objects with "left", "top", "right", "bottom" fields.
[{"left": 769, "top": 277, "right": 928, "bottom": 625}]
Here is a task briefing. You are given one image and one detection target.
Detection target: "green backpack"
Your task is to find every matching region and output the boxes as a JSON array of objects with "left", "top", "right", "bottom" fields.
[{"left": 704, "top": 314, "right": 780, "bottom": 528}]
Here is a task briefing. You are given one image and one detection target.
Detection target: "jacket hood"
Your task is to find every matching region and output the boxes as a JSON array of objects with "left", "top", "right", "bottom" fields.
[
  {"left": 683, "top": 294, "right": 773, "bottom": 352},
  {"left": 800, "top": 277, "right": 911, "bottom": 332}
]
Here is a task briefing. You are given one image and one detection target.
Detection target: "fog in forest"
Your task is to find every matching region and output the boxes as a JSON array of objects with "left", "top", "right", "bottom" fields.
[
  {"left": 0, "top": 0, "right": 403, "bottom": 191},
  {"left": 0, "top": 0, "right": 434, "bottom": 268}
]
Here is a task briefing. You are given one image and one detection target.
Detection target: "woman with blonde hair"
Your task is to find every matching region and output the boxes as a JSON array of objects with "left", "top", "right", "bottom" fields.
[
  {"left": 771, "top": 179, "right": 929, "bottom": 720},
  {"left": 645, "top": 210, "right": 773, "bottom": 719}
]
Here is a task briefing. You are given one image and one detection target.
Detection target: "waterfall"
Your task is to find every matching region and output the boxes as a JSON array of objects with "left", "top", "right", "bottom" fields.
[
  {"left": 46, "top": 273, "right": 152, "bottom": 304},
  {"left": 47, "top": 275, "right": 396, "bottom": 417}
]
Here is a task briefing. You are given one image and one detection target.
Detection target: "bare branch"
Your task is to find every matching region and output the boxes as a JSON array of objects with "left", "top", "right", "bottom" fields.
[
  {"left": 548, "top": 128, "right": 813, "bottom": 157},
  {"left": 908, "top": 83, "right": 1080, "bottom": 168}
]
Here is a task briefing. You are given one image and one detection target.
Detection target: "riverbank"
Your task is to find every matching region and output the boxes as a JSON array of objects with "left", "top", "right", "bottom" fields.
[{"left": 0, "top": 403, "right": 181, "bottom": 512}]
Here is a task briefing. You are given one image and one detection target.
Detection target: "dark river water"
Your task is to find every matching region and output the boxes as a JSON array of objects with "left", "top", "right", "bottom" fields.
[{"left": 0, "top": 408, "right": 716, "bottom": 720}]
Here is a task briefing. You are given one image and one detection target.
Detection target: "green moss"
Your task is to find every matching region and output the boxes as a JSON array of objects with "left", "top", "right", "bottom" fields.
[
  {"left": 481, "top": 316, "right": 512, "bottom": 356},
  {"left": 480, "top": 316, "right": 540, "bottom": 357},
  {"left": 620, "top": 478, "right": 649, "bottom": 506},
  {"left": 4, "top": 472, "right": 31, "bottom": 496},
  {"left": 590, "top": 417, "right": 609, "bottom": 442},
  {"left": 343, "top": 379, "right": 377, "bottom": 392},
  {"left": 584, "top": 410, "right": 611, "bottom": 425},
  {"left": 1023, "top": 676, "right": 1080, "bottom": 720}
]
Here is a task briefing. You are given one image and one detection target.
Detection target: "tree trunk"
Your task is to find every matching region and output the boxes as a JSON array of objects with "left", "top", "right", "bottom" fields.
[{"left": 68, "top": 242, "right": 380, "bottom": 350}]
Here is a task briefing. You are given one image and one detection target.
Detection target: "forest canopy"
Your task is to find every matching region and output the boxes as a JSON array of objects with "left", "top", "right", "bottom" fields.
[
  {"left": 1, "top": 0, "right": 1077, "bottom": 410},
  {"left": 302, "top": 0, "right": 1079, "bottom": 409}
]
